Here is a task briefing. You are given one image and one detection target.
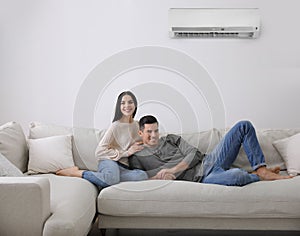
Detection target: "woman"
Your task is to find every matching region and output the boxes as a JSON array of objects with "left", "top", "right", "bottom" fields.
[{"left": 56, "top": 91, "right": 148, "bottom": 187}]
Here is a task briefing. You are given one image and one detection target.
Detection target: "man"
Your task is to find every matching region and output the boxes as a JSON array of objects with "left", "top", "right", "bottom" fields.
[{"left": 129, "top": 115, "right": 292, "bottom": 186}]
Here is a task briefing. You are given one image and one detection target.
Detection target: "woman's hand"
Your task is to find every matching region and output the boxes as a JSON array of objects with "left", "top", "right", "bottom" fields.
[{"left": 127, "top": 141, "right": 144, "bottom": 156}]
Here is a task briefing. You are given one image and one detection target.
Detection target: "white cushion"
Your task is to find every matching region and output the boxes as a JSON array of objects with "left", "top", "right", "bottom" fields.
[
  {"left": 0, "top": 121, "right": 28, "bottom": 172},
  {"left": 27, "top": 135, "right": 74, "bottom": 174},
  {"left": 0, "top": 152, "right": 24, "bottom": 177},
  {"left": 29, "top": 122, "right": 105, "bottom": 171},
  {"left": 273, "top": 132, "right": 300, "bottom": 176}
]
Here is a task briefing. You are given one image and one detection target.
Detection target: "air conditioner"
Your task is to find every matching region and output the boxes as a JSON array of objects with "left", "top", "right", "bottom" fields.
[{"left": 169, "top": 8, "right": 260, "bottom": 39}]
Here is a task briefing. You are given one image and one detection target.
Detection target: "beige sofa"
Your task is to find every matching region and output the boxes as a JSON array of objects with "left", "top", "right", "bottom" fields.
[
  {"left": 1, "top": 121, "right": 300, "bottom": 236},
  {"left": 0, "top": 122, "right": 100, "bottom": 236},
  {"left": 97, "top": 128, "right": 300, "bottom": 232}
]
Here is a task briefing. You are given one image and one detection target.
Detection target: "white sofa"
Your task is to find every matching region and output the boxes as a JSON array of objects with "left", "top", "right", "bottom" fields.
[
  {"left": 97, "top": 128, "right": 300, "bottom": 232},
  {"left": 1, "top": 121, "right": 300, "bottom": 236},
  {"left": 0, "top": 122, "right": 101, "bottom": 236}
]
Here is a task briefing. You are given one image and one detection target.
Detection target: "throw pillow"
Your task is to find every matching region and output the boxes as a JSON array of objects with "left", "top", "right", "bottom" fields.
[
  {"left": 0, "top": 152, "right": 24, "bottom": 177},
  {"left": 29, "top": 122, "right": 105, "bottom": 171},
  {"left": 27, "top": 135, "right": 75, "bottom": 174},
  {"left": 0, "top": 121, "right": 28, "bottom": 172},
  {"left": 272, "top": 132, "right": 300, "bottom": 176}
]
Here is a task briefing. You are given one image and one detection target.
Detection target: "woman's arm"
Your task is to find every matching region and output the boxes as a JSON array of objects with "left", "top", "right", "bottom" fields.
[
  {"left": 95, "top": 123, "right": 124, "bottom": 161},
  {"left": 95, "top": 122, "right": 143, "bottom": 161}
]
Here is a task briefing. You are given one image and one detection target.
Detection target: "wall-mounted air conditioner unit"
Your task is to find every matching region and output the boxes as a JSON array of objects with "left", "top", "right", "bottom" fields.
[{"left": 169, "top": 8, "right": 260, "bottom": 39}]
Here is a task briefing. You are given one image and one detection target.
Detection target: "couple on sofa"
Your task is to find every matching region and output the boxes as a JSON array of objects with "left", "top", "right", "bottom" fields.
[{"left": 57, "top": 91, "right": 291, "bottom": 187}]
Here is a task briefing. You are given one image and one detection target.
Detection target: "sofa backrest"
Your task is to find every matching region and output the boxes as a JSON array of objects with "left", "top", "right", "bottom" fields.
[
  {"left": 180, "top": 128, "right": 222, "bottom": 154},
  {"left": 1, "top": 120, "right": 299, "bottom": 174}
]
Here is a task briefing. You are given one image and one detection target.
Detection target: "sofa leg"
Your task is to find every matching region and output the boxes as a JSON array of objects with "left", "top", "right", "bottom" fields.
[{"left": 100, "top": 229, "right": 106, "bottom": 236}]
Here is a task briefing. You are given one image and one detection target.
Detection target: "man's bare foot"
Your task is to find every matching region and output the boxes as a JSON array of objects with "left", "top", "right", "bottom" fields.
[
  {"left": 252, "top": 166, "right": 280, "bottom": 175},
  {"left": 56, "top": 166, "right": 84, "bottom": 178},
  {"left": 256, "top": 166, "right": 292, "bottom": 181},
  {"left": 268, "top": 166, "right": 281, "bottom": 174}
]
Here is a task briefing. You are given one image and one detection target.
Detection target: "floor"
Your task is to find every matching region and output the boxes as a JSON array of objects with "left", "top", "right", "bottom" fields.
[
  {"left": 89, "top": 229, "right": 300, "bottom": 236},
  {"left": 88, "top": 218, "right": 300, "bottom": 236}
]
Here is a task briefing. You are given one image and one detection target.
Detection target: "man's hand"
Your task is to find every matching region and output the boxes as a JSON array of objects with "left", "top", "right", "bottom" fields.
[
  {"left": 151, "top": 171, "right": 176, "bottom": 180},
  {"left": 127, "top": 142, "right": 144, "bottom": 156},
  {"left": 163, "top": 173, "right": 176, "bottom": 180},
  {"left": 155, "top": 168, "right": 175, "bottom": 180},
  {"left": 155, "top": 160, "right": 189, "bottom": 179}
]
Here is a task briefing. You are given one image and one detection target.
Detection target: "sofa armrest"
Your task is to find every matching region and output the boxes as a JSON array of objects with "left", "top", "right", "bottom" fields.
[{"left": 0, "top": 177, "right": 51, "bottom": 236}]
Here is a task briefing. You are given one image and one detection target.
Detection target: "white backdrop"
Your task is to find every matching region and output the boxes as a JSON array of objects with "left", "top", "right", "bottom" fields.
[{"left": 0, "top": 0, "right": 299, "bottom": 134}]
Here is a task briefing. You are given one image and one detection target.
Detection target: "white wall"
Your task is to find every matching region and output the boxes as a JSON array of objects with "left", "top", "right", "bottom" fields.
[{"left": 1, "top": 0, "right": 300, "bottom": 134}]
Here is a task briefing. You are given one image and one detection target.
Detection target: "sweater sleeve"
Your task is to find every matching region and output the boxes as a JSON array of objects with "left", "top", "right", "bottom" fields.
[{"left": 95, "top": 123, "right": 129, "bottom": 161}]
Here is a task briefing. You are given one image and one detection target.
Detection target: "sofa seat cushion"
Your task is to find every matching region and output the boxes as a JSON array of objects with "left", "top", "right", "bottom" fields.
[
  {"left": 37, "top": 174, "right": 98, "bottom": 236},
  {"left": 98, "top": 177, "right": 300, "bottom": 218}
]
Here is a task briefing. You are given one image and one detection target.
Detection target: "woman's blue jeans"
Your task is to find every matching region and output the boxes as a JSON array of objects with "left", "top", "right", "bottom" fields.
[
  {"left": 201, "top": 120, "right": 266, "bottom": 186},
  {"left": 82, "top": 159, "right": 148, "bottom": 188}
]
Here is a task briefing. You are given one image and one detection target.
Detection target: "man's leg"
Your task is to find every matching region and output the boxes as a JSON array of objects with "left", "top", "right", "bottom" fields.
[
  {"left": 201, "top": 167, "right": 260, "bottom": 186},
  {"left": 203, "top": 120, "right": 265, "bottom": 174},
  {"left": 201, "top": 120, "right": 291, "bottom": 185},
  {"left": 211, "top": 120, "right": 291, "bottom": 180}
]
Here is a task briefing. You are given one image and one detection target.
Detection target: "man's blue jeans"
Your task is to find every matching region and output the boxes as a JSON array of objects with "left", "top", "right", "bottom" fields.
[
  {"left": 201, "top": 120, "right": 266, "bottom": 186},
  {"left": 82, "top": 159, "right": 148, "bottom": 188}
]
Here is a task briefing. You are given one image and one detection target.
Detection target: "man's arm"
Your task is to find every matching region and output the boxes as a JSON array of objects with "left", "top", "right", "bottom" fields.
[
  {"left": 130, "top": 155, "right": 175, "bottom": 180},
  {"left": 176, "top": 135, "right": 201, "bottom": 168},
  {"left": 154, "top": 134, "right": 202, "bottom": 179},
  {"left": 153, "top": 160, "right": 188, "bottom": 179}
]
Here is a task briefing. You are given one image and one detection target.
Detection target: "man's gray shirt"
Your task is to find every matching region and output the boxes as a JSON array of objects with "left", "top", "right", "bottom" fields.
[{"left": 129, "top": 134, "right": 205, "bottom": 182}]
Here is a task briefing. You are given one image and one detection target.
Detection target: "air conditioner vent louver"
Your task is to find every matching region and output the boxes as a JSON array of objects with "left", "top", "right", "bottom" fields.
[
  {"left": 169, "top": 8, "right": 260, "bottom": 39},
  {"left": 174, "top": 32, "right": 241, "bottom": 38}
]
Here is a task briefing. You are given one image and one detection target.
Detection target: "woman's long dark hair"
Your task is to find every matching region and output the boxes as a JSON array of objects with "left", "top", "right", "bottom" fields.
[{"left": 112, "top": 91, "right": 138, "bottom": 122}]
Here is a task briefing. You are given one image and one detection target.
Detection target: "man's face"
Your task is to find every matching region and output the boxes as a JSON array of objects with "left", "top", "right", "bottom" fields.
[{"left": 139, "top": 123, "right": 159, "bottom": 147}]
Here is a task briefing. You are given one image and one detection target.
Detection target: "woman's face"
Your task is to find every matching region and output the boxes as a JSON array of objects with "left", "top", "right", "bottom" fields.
[{"left": 120, "top": 94, "right": 136, "bottom": 117}]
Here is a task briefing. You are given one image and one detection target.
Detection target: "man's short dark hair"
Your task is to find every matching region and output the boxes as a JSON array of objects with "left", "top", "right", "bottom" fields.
[{"left": 139, "top": 115, "right": 158, "bottom": 131}]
